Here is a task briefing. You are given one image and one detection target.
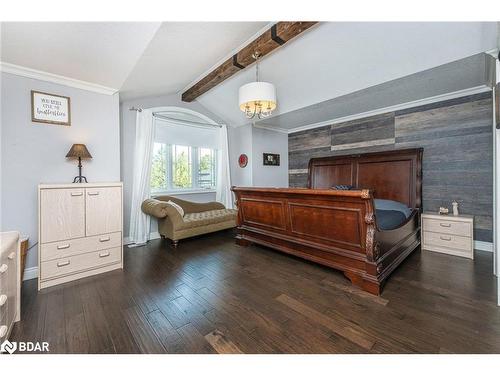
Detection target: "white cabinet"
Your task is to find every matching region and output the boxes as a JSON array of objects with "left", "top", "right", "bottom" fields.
[
  {"left": 38, "top": 183, "right": 123, "bottom": 290},
  {"left": 40, "top": 188, "right": 85, "bottom": 242},
  {"left": 85, "top": 187, "right": 122, "bottom": 236},
  {"left": 0, "top": 231, "right": 21, "bottom": 346}
]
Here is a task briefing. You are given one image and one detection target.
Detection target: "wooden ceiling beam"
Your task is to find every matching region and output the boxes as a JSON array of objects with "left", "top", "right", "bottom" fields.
[{"left": 181, "top": 21, "right": 318, "bottom": 102}]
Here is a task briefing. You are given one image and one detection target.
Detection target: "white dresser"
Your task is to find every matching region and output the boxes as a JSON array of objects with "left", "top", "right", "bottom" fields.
[
  {"left": 38, "top": 183, "right": 123, "bottom": 290},
  {"left": 0, "top": 231, "right": 21, "bottom": 345},
  {"left": 421, "top": 212, "right": 474, "bottom": 259}
]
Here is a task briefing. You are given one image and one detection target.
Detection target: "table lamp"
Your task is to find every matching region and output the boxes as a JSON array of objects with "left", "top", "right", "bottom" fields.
[{"left": 66, "top": 144, "right": 92, "bottom": 183}]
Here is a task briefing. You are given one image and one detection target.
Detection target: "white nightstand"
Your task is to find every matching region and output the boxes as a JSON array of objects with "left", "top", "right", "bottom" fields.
[{"left": 421, "top": 212, "right": 474, "bottom": 259}]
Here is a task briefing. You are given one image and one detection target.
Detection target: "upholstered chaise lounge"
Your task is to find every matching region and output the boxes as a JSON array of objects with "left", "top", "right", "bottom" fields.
[{"left": 141, "top": 196, "right": 237, "bottom": 248}]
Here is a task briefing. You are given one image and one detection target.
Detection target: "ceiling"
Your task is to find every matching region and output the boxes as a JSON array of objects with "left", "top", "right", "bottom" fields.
[
  {"left": 119, "top": 22, "right": 268, "bottom": 100},
  {"left": 0, "top": 21, "right": 268, "bottom": 96},
  {"left": 0, "top": 22, "right": 161, "bottom": 89},
  {"left": 1, "top": 22, "right": 498, "bottom": 131}
]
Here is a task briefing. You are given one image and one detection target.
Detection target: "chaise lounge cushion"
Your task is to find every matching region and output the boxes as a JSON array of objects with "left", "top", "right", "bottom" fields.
[{"left": 182, "top": 208, "right": 237, "bottom": 229}]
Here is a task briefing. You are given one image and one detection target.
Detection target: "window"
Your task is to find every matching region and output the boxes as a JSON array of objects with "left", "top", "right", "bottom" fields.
[
  {"left": 151, "top": 143, "right": 216, "bottom": 193},
  {"left": 198, "top": 148, "right": 216, "bottom": 189}
]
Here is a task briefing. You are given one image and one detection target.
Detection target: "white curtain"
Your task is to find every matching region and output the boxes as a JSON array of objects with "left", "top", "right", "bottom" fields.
[
  {"left": 216, "top": 124, "right": 234, "bottom": 208},
  {"left": 129, "top": 109, "right": 155, "bottom": 246}
]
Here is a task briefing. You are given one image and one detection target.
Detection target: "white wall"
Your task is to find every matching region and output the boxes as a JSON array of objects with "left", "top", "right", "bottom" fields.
[
  {"left": 227, "top": 125, "right": 289, "bottom": 188},
  {"left": 227, "top": 125, "right": 253, "bottom": 187},
  {"left": 252, "top": 127, "right": 288, "bottom": 187},
  {"left": 0, "top": 72, "right": 120, "bottom": 268},
  {"left": 120, "top": 92, "right": 223, "bottom": 236}
]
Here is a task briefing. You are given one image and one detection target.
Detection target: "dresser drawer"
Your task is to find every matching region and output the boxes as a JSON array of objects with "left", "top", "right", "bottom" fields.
[
  {"left": 40, "top": 232, "right": 121, "bottom": 262},
  {"left": 423, "top": 231, "right": 472, "bottom": 252},
  {"left": 423, "top": 218, "right": 472, "bottom": 237},
  {"left": 40, "top": 246, "right": 121, "bottom": 280}
]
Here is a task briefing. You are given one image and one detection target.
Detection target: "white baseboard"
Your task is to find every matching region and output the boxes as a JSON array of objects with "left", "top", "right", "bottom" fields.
[
  {"left": 124, "top": 232, "right": 161, "bottom": 247},
  {"left": 149, "top": 232, "right": 161, "bottom": 240},
  {"left": 23, "top": 266, "right": 38, "bottom": 281},
  {"left": 474, "top": 240, "right": 493, "bottom": 252}
]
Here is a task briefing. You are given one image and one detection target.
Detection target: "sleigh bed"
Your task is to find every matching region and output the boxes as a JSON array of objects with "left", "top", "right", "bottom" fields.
[{"left": 231, "top": 148, "right": 423, "bottom": 295}]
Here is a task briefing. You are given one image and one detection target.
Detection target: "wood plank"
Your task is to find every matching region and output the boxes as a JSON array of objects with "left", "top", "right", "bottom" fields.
[
  {"left": 123, "top": 306, "right": 166, "bottom": 354},
  {"left": 171, "top": 295, "right": 215, "bottom": 335},
  {"left": 205, "top": 329, "right": 243, "bottom": 354},
  {"left": 181, "top": 22, "right": 317, "bottom": 102},
  {"left": 176, "top": 323, "right": 217, "bottom": 354},
  {"left": 146, "top": 309, "right": 186, "bottom": 354},
  {"left": 44, "top": 288, "right": 66, "bottom": 353},
  {"left": 79, "top": 281, "right": 115, "bottom": 354},
  {"left": 276, "top": 294, "right": 376, "bottom": 350},
  {"left": 157, "top": 296, "right": 191, "bottom": 329}
]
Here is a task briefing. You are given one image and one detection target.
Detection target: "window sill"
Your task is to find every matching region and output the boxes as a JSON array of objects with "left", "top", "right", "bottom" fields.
[{"left": 151, "top": 189, "right": 216, "bottom": 197}]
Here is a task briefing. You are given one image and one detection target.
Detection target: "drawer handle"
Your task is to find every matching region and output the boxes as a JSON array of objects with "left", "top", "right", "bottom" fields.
[
  {"left": 57, "top": 243, "right": 70, "bottom": 249},
  {"left": 440, "top": 236, "right": 452, "bottom": 241},
  {"left": 439, "top": 223, "right": 451, "bottom": 227},
  {"left": 99, "top": 251, "right": 110, "bottom": 258},
  {"left": 71, "top": 192, "right": 83, "bottom": 196},
  {"left": 0, "top": 294, "right": 7, "bottom": 306},
  {"left": 57, "top": 260, "right": 71, "bottom": 267},
  {"left": 8, "top": 252, "right": 15, "bottom": 260},
  {"left": 0, "top": 325, "right": 8, "bottom": 338},
  {"left": 99, "top": 237, "right": 111, "bottom": 242},
  {"left": 0, "top": 264, "right": 7, "bottom": 274},
  {"left": 88, "top": 191, "right": 100, "bottom": 196}
]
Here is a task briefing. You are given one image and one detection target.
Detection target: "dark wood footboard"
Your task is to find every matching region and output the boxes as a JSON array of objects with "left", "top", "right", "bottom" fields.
[{"left": 232, "top": 187, "right": 421, "bottom": 295}]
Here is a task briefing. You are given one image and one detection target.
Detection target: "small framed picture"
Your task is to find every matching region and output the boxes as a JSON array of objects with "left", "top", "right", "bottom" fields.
[
  {"left": 31, "top": 90, "right": 71, "bottom": 126},
  {"left": 263, "top": 153, "right": 280, "bottom": 166}
]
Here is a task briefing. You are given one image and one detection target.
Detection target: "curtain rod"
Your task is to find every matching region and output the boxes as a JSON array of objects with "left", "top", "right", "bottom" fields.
[
  {"left": 129, "top": 107, "right": 222, "bottom": 128},
  {"left": 154, "top": 113, "right": 222, "bottom": 128}
]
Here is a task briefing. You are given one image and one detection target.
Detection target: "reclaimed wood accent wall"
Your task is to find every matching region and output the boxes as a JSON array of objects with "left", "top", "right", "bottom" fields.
[{"left": 288, "top": 92, "right": 493, "bottom": 242}]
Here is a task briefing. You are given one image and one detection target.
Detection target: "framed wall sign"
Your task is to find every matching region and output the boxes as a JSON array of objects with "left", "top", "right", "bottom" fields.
[
  {"left": 263, "top": 153, "right": 280, "bottom": 166},
  {"left": 31, "top": 90, "right": 71, "bottom": 126}
]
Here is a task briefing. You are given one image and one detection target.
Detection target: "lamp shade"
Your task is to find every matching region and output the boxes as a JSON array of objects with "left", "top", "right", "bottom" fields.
[
  {"left": 66, "top": 144, "right": 92, "bottom": 159},
  {"left": 238, "top": 81, "right": 277, "bottom": 112}
]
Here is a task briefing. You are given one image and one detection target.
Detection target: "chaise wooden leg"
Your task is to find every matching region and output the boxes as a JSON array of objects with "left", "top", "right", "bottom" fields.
[{"left": 171, "top": 240, "right": 179, "bottom": 249}]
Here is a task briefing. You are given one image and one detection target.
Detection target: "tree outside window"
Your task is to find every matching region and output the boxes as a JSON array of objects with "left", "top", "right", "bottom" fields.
[{"left": 150, "top": 143, "right": 216, "bottom": 193}]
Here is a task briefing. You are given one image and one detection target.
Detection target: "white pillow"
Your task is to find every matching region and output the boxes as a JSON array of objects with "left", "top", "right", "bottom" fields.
[{"left": 166, "top": 200, "right": 184, "bottom": 217}]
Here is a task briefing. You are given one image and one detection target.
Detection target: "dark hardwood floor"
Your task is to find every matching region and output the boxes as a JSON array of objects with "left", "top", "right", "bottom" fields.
[{"left": 10, "top": 230, "right": 500, "bottom": 354}]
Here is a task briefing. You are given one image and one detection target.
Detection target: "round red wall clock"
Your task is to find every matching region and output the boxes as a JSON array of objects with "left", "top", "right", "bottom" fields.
[{"left": 238, "top": 154, "right": 248, "bottom": 168}]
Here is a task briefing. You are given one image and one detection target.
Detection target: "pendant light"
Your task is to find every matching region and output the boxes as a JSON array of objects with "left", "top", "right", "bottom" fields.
[{"left": 238, "top": 52, "right": 277, "bottom": 119}]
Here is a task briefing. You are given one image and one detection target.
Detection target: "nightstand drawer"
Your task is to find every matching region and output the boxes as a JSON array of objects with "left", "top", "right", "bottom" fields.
[
  {"left": 423, "top": 231, "right": 472, "bottom": 252},
  {"left": 423, "top": 218, "right": 472, "bottom": 237}
]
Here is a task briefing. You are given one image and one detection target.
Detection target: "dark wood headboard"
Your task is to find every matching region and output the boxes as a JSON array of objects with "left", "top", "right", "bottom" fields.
[{"left": 308, "top": 148, "right": 423, "bottom": 208}]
